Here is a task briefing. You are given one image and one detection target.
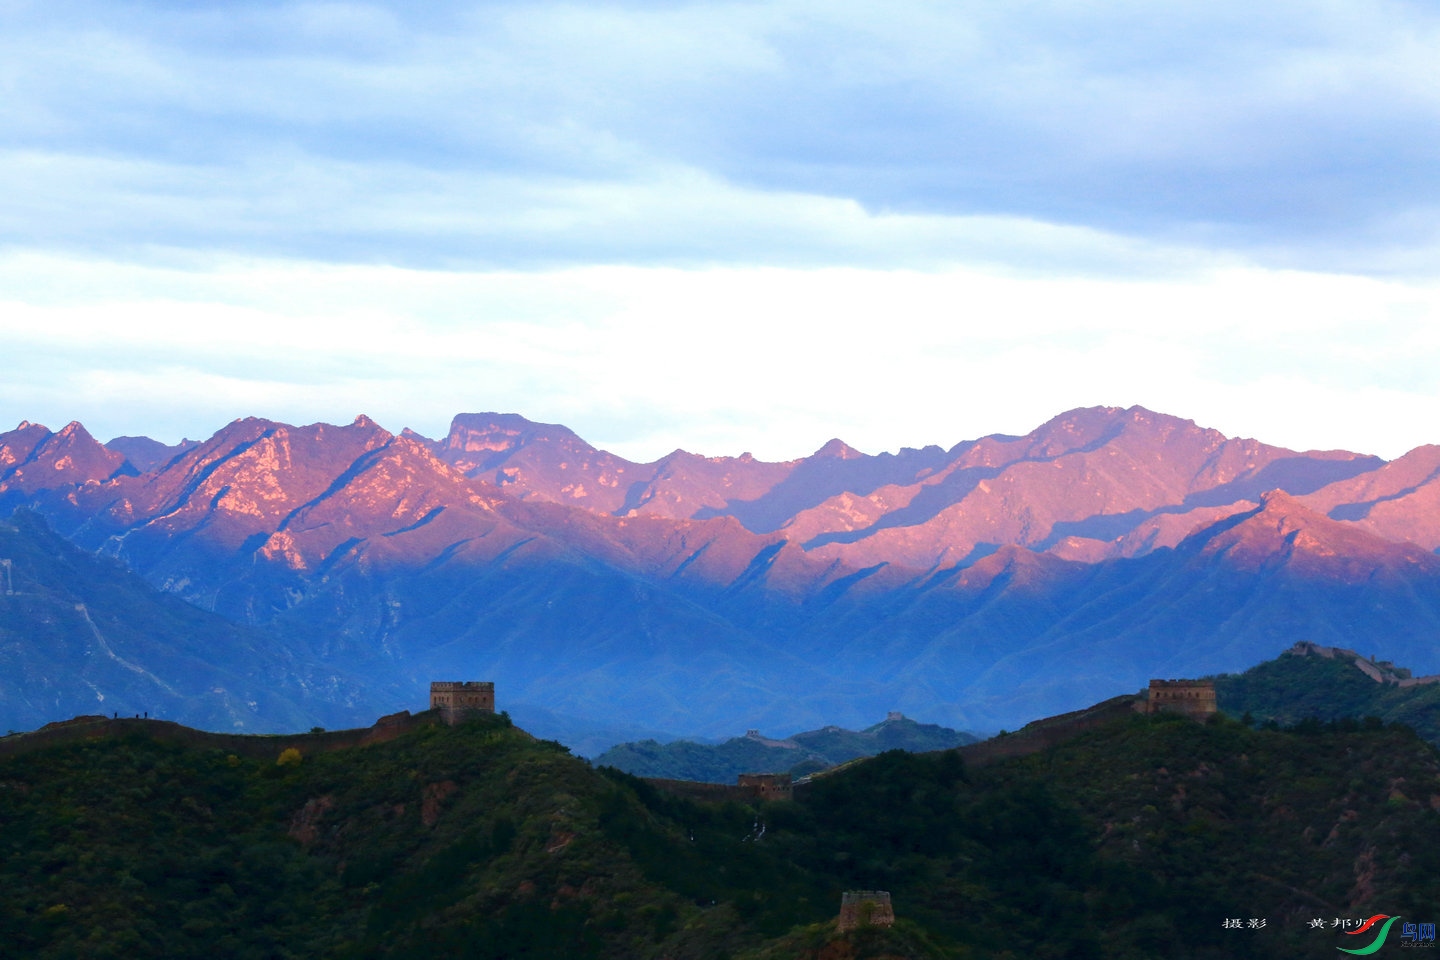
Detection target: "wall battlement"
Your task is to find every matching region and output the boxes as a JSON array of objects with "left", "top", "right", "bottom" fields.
[
  {"left": 737, "top": 772, "right": 792, "bottom": 801},
  {"left": 430, "top": 681, "right": 495, "bottom": 724},
  {"left": 1142, "top": 679, "right": 1217, "bottom": 718},
  {"left": 957, "top": 694, "right": 1142, "bottom": 768},
  {"left": 838, "top": 890, "right": 894, "bottom": 931}
]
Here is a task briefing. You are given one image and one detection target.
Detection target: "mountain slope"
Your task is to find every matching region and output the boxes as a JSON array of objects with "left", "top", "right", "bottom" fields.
[
  {"left": 4, "top": 408, "right": 1440, "bottom": 740},
  {"left": 0, "top": 511, "right": 360, "bottom": 733},
  {"left": 1302, "top": 444, "right": 1440, "bottom": 549},
  {"left": 4, "top": 707, "right": 1439, "bottom": 958},
  {"left": 779, "top": 490, "right": 1440, "bottom": 732},
  {"left": 1216, "top": 641, "right": 1440, "bottom": 743}
]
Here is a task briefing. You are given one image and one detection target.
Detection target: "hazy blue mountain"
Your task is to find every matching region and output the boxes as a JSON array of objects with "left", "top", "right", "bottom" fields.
[
  {"left": 0, "top": 510, "right": 375, "bottom": 734},
  {"left": 596, "top": 716, "right": 980, "bottom": 783},
  {"left": 3, "top": 408, "right": 1440, "bottom": 744}
]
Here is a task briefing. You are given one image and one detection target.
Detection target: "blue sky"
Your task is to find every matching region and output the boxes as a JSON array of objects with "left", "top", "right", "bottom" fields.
[{"left": 3, "top": 0, "right": 1439, "bottom": 459}]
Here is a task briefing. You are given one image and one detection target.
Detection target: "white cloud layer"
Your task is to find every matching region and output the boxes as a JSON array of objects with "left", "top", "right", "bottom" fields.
[
  {"left": 2, "top": 254, "right": 1437, "bottom": 461},
  {"left": 2, "top": 2, "right": 1437, "bottom": 457}
]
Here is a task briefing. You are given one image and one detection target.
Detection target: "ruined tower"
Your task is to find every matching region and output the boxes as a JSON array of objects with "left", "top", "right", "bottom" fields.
[
  {"left": 429, "top": 681, "right": 495, "bottom": 725},
  {"left": 837, "top": 890, "right": 895, "bottom": 931},
  {"left": 1143, "top": 679, "right": 1217, "bottom": 719}
]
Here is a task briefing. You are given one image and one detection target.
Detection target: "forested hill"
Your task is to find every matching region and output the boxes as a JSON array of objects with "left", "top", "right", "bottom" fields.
[
  {"left": 596, "top": 714, "right": 977, "bottom": 782},
  {"left": 1216, "top": 642, "right": 1440, "bottom": 745},
  {"left": 2, "top": 708, "right": 1438, "bottom": 958}
]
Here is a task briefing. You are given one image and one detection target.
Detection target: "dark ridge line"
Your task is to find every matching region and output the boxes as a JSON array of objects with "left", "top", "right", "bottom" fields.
[
  {"left": 489, "top": 536, "right": 539, "bottom": 567},
  {"left": 421, "top": 537, "right": 476, "bottom": 573},
  {"left": 669, "top": 540, "right": 712, "bottom": 580},
  {"left": 277, "top": 438, "right": 394, "bottom": 533},
  {"left": 159, "top": 427, "right": 277, "bottom": 522},
  {"left": 1328, "top": 460, "right": 1440, "bottom": 521},
  {"left": 0, "top": 709, "right": 439, "bottom": 761},
  {"left": 382, "top": 506, "right": 446, "bottom": 538},
  {"left": 724, "top": 541, "right": 785, "bottom": 594},
  {"left": 315, "top": 537, "right": 366, "bottom": 578}
]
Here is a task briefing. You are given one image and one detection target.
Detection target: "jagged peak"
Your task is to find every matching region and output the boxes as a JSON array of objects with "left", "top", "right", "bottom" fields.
[
  {"left": 4, "top": 420, "right": 51, "bottom": 439},
  {"left": 389, "top": 431, "right": 440, "bottom": 456},
  {"left": 649, "top": 447, "right": 702, "bottom": 468},
  {"left": 36, "top": 420, "right": 106, "bottom": 450},
  {"left": 1179, "top": 484, "right": 1440, "bottom": 575},
  {"left": 1258, "top": 488, "right": 1305, "bottom": 509},
  {"left": 813, "top": 438, "right": 863, "bottom": 460},
  {"left": 1250, "top": 489, "right": 1340, "bottom": 527}
]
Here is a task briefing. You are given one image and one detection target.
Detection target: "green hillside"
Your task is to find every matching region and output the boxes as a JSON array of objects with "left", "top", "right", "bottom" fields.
[
  {"left": 1215, "top": 643, "right": 1440, "bottom": 744},
  {"left": 3, "top": 708, "right": 1438, "bottom": 958},
  {"left": 596, "top": 715, "right": 977, "bottom": 783}
]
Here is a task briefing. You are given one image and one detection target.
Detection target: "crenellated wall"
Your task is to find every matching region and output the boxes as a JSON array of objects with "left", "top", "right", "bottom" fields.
[
  {"left": 837, "top": 890, "right": 894, "bottom": 931},
  {"left": 430, "top": 681, "right": 495, "bottom": 724},
  {"left": 1143, "top": 679, "right": 1217, "bottom": 718}
]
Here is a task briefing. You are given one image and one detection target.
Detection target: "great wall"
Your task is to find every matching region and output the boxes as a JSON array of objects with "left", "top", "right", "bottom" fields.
[
  {"left": 0, "top": 677, "right": 1217, "bottom": 781},
  {"left": 0, "top": 709, "right": 430, "bottom": 762},
  {"left": 0, "top": 680, "right": 501, "bottom": 762},
  {"left": 1287, "top": 640, "right": 1440, "bottom": 687}
]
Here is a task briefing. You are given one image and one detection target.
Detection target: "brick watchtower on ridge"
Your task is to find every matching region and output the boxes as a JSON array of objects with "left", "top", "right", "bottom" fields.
[
  {"left": 737, "top": 773, "right": 792, "bottom": 801},
  {"left": 1143, "top": 679, "right": 1217, "bottom": 719},
  {"left": 430, "top": 681, "right": 495, "bottom": 725},
  {"left": 837, "top": 890, "right": 895, "bottom": 931}
]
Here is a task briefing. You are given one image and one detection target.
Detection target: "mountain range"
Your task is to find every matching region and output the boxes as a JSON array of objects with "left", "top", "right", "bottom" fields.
[
  {"left": 596, "top": 713, "right": 978, "bottom": 783},
  {"left": 4, "top": 405, "right": 1440, "bottom": 743}
]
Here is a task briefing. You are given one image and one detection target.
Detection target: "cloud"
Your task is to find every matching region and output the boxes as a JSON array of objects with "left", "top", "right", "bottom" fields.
[
  {"left": 5, "top": 3, "right": 1437, "bottom": 461},
  {"left": 3, "top": 253, "right": 1438, "bottom": 461},
  {"left": 1, "top": 0, "right": 1438, "bottom": 274}
]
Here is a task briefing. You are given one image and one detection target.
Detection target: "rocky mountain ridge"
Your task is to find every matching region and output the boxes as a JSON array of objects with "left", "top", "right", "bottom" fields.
[{"left": 4, "top": 406, "right": 1440, "bottom": 741}]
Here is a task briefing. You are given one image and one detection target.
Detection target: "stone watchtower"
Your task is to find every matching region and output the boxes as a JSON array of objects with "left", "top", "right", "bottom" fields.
[
  {"left": 737, "top": 773, "right": 793, "bottom": 801},
  {"left": 837, "top": 890, "right": 895, "bottom": 932},
  {"left": 1143, "top": 679, "right": 1217, "bottom": 719},
  {"left": 430, "top": 681, "right": 495, "bottom": 725}
]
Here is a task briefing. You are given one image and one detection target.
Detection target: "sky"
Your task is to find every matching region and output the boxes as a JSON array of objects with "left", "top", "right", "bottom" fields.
[{"left": 2, "top": 0, "right": 1439, "bottom": 461}]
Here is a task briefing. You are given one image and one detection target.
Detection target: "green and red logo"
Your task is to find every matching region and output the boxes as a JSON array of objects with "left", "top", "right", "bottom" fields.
[
  {"left": 1337, "top": 914, "right": 1401, "bottom": 955},
  {"left": 1333, "top": 915, "right": 1439, "bottom": 953}
]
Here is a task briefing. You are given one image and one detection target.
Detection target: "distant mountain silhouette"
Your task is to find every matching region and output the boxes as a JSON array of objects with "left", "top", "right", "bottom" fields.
[
  {"left": 596, "top": 713, "right": 978, "bottom": 782},
  {"left": 2, "top": 406, "right": 1438, "bottom": 741},
  {"left": 105, "top": 435, "right": 200, "bottom": 474}
]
